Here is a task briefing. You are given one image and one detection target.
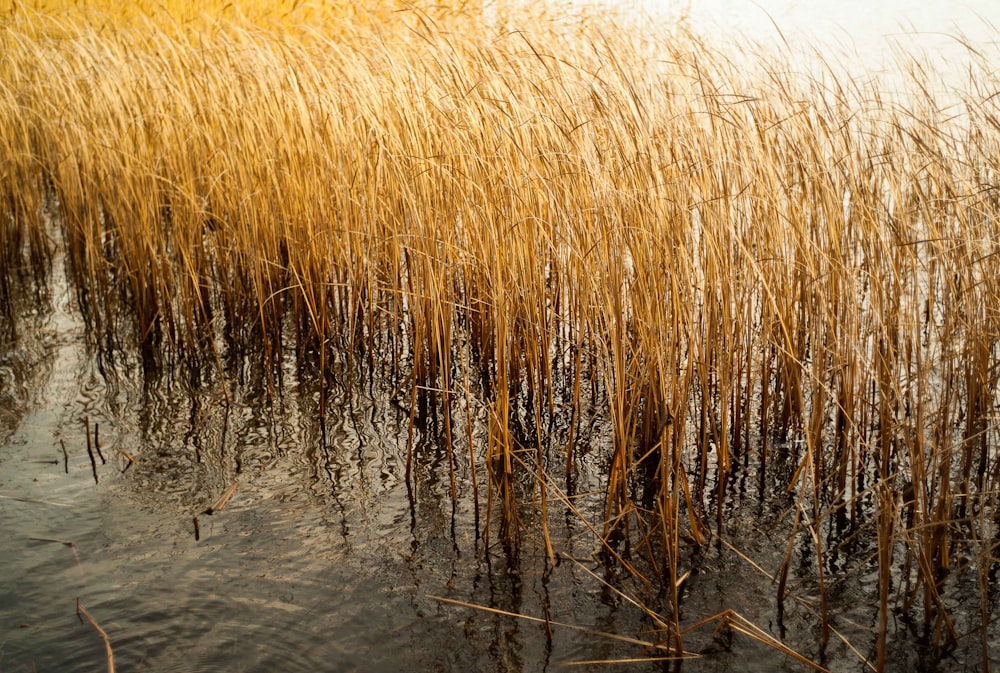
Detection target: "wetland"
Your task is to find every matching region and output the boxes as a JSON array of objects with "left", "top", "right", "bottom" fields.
[{"left": 1, "top": 1, "right": 999, "bottom": 670}]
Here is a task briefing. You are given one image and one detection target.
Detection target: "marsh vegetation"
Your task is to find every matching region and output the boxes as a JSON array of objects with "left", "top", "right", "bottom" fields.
[{"left": 2, "top": 0, "right": 999, "bottom": 669}]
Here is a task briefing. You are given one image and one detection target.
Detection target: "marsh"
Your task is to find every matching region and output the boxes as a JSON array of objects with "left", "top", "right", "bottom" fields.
[{"left": 1, "top": 1, "right": 999, "bottom": 670}]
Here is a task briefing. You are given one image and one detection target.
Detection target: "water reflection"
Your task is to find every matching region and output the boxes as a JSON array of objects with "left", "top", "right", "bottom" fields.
[
  {"left": 0, "top": 263, "right": 678, "bottom": 673},
  {"left": 4, "top": 228, "right": 999, "bottom": 670},
  {"left": 4, "top": 87, "right": 1000, "bottom": 669}
]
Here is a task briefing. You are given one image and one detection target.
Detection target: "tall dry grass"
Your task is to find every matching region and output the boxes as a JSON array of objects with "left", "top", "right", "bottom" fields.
[{"left": 2, "top": 1, "right": 999, "bottom": 668}]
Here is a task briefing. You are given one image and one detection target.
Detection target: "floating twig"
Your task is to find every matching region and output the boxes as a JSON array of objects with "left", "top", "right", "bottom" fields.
[
  {"left": 202, "top": 481, "right": 239, "bottom": 515},
  {"left": 76, "top": 599, "right": 115, "bottom": 673},
  {"left": 60, "top": 439, "right": 69, "bottom": 473},
  {"left": 84, "top": 418, "right": 98, "bottom": 484},
  {"left": 428, "top": 595, "right": 688, "bottom": 655},
  {"left": 94, "top": 422, "right": 105, "bottom": 464},
  {"left": 0, "top": 494, "right": 69, "bottom": 507},
  {"left": 117, "top": 450, "right": 135, "bottom": 473}
]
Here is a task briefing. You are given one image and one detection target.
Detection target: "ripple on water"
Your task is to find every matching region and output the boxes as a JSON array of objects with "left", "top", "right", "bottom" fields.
[{"left": 71, "top": 539, "right": 412, "bottom": 673}]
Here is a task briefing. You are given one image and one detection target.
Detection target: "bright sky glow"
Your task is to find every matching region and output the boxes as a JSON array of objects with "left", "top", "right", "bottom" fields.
[{"left": 634, "top": 0, "right": 1000, "bottom": 72}]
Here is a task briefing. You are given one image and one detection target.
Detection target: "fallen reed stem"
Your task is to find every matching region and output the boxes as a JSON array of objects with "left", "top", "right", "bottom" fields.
[
  {"left": 427, "top": 594, "right": 682, "bottom": 655},
  {"left": 76, "top": 598, "right": 115, "bottom": 673},
  {"left": 93, "top": 422, "right": 104, "bottom": 465},
  {"left": 0, "top": 494, "right": 69, "bottom": 507},
  {"left": 202, "top": 482, "right": 239, "bottom": 515},
  {"left": 84, "top": 419, "right": 98, "bottom": 485}
]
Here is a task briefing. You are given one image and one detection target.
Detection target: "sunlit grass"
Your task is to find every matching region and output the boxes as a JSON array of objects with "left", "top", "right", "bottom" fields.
[{"left": 2, "top": 0, "right": 999, "bottom": 668}]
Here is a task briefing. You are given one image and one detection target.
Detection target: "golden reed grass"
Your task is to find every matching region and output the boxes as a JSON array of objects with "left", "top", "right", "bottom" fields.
[{"left": 2, "top": 0, "right": 999, "bottom": 667}]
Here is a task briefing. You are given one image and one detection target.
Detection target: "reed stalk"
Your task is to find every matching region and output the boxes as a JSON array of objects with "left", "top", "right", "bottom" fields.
[{"left": 2, "top": 1, "right": 999, "bottom": 667}]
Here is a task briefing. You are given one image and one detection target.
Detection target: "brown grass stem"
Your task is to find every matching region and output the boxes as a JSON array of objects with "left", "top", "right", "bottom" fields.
[{"left": 76, "top": 598, "right": 115, "bottom": 673}]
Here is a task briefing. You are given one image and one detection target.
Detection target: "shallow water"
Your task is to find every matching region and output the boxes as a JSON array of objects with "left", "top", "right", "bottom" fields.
[
  {"left": 1, "top": 262, "right": 997, "bottom": 671},
  {"left": 0, "top": 261, "right": 673, "bottom": 672},
  {"left": 0, "top": 264, "right": 995, "bottom": 672}
]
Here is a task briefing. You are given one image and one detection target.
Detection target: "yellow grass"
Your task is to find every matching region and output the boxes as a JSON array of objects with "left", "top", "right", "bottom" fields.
[{"left": 2, "top": 1, "right": 998, "bottom": 667}]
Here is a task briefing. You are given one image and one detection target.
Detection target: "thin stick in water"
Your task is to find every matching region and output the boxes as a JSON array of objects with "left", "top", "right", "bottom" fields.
[
  {"left": 118, "top": 450, "right": 135, "bottom": 473},
  {"left": 84, "top": 419, "right": 99, "bottom": 485},
  {"left": 202, "top": 482, "right": 239, "bottom": 515},
  {"left": 76, "top": 598, "right": 115, "bottom": 673},
  {"left": 0, "top": 494, "right": 69, "bottom": 507},
  {"left": 94, "top": 422, "right": 105, "bottom": 464}
]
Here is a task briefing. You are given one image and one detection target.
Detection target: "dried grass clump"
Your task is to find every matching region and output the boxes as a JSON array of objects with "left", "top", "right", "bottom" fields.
[{"left": 2, "top": 1, "right": 999, "bottom": 668}]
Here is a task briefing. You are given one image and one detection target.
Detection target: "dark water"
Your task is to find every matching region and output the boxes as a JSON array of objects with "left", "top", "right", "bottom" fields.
[
  {"left": 1, "top": 260, "right": 997, "bottom": 673},
  {"left": 0, "top": 259, "right": 669, "bottom": 673}
]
